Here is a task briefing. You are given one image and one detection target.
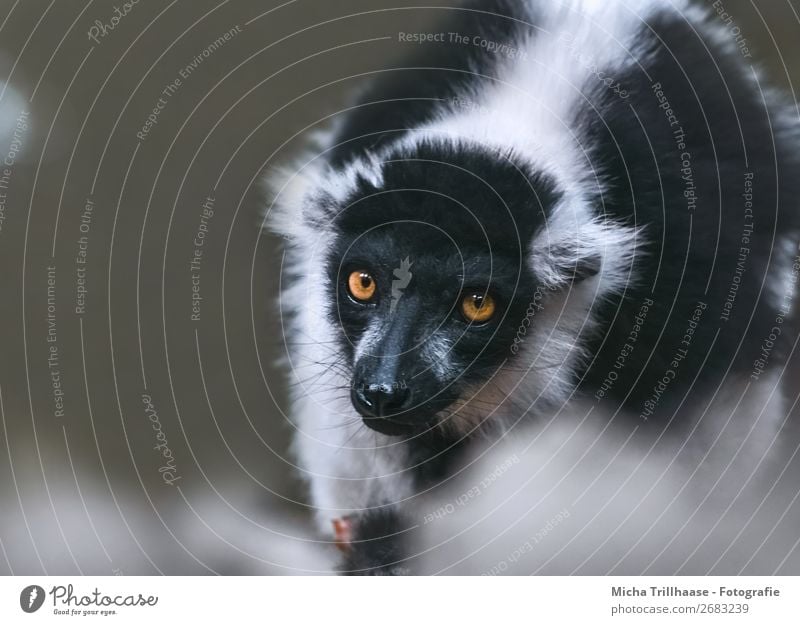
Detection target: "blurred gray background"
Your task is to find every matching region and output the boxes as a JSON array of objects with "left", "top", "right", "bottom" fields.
[{"left": 0, "top": 0, "right": 798, "bottom": 575}]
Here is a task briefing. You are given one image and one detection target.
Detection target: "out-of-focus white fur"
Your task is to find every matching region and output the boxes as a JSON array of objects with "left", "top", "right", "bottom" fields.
[{"left": 411, "top": 372, "right": 800, "bottom": 574}]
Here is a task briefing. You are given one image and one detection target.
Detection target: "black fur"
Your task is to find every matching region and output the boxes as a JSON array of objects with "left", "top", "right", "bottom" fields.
[{"left": 575, "top": 10, "right": 800, "bottom": 421}]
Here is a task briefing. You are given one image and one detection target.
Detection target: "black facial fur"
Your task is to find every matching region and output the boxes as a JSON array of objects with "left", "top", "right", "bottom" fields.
[{"left": 325, "top": 141, "right": 560, "bottom": 434}]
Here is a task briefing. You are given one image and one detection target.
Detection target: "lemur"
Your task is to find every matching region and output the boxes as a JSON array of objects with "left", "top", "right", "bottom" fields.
[{"left": 266, "top": 0, "right": 800, "bottom": 574}]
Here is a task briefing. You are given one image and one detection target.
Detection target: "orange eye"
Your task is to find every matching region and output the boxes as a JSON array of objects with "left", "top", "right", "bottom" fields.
[
  {"left": 347, "top": 270, "right": 376, "bottom": 302},
  {"left": 461, "top": 292, "right": 496, "bottom": 324}
]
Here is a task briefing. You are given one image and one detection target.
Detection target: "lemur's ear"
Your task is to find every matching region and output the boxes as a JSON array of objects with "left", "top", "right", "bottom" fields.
[
  {"left": 530, "top": 204, "right": 641, "bottom": 294},
  {"left": 262, "top": 151, "right": 331, "bottom": 243},
  {"left": 263, "top": 143, "right": 384, "bottom": 243}
]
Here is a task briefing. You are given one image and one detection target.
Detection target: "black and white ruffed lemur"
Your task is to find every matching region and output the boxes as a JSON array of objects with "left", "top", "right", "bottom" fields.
[{"left": 265, "top": 0, "right": 800, "bottom": 574}]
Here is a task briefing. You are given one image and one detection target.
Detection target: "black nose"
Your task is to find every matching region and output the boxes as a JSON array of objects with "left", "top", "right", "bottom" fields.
[{"left": 352, "top": 383, "right": 411, "bottom": 419}]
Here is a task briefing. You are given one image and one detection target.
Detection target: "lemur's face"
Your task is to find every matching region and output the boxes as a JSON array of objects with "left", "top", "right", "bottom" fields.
[
  {"left": 329, "top": 223, "right": 537, "bottom": 435},
  {"left": 322, "top": 142, "right": 563, "bottom": 436}
]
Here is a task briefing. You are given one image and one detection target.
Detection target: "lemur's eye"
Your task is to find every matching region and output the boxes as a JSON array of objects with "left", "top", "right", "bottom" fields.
[
  {"left": 461, "top": 292, "right": 496, "bottom": 324},
  {"left": 347, "top": 270, "right": 377, "bottom": 302}
]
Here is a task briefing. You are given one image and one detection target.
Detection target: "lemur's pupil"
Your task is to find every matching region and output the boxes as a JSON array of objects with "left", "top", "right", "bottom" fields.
[{"left": 361, "top": 275, "right": 371, "bottom": 288}]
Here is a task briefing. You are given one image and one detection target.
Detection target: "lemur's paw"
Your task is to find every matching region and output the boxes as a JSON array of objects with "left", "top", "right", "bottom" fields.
[{"left": 337, "top": 508, "right": 411, "bottom": 576}]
